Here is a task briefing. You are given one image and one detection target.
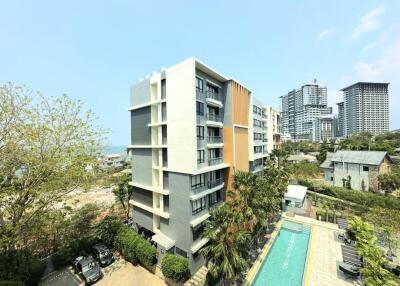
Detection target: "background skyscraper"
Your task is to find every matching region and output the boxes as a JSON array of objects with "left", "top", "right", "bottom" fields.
[{"left": 341, "top": 82, "right": 389, "bottom": 137}]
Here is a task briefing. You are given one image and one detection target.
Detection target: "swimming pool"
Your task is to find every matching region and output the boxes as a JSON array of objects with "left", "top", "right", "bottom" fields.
[{"left": 252, "top": 220, "right": 311, "bottom": 286}]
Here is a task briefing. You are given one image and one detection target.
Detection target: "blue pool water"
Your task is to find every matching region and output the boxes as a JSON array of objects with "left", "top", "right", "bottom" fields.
[{"left": 253, "top": 221, "right": 311, "bottom": 286}]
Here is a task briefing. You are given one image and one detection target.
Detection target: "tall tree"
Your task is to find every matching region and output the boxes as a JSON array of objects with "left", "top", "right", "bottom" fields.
[
  {"left": 113, "top": 175, "right": 134, "bottom": 219},
  {"left": 0, "top": 82, "right": 106, "bottom": 249}
]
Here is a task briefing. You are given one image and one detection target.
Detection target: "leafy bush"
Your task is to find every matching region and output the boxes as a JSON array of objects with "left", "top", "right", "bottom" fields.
[
  {"left": 96, "top": 215, "right": 124, "bottom": 247},
  {"left": 0, "top": 250, "right": 46, "bottom": 286},
  {"left": 115, "top": 225, "right": 156, "bottom": 268},
  {"left": 161, "top": 254, "right": 190, "bottom": 282}
]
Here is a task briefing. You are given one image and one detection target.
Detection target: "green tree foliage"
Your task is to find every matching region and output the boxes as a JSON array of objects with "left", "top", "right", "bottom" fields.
[
  {"left": 348, "top": 217, "right": 396, "bottom": 286},
  {"left": 366, "top": 207, "right": 400, "bottom": 234},
  {"left": 95, "top": 215, "right": 124, "bottom": 247},
  {"left": 288, "top": 162, "right": 323, "bottom": 179},
  {"left": 340, "top": 131, "right": 400, "bottom": 155},
  {"left": 0, "top": 83, "right": 106, "bottom": 250},
  {"left": 113, "top": 175, "right": 134, "bottom": 219},
  {"left": 316, "top": 140, "right": 335, "bottom": 164},
  {"left": 0, "top": 250, "right": 46, "bottom": 286},
  {"left": 281, "top": 140, "right": 319, "bottom": 154},
  {"left": 201, "top": 149, "right": 289, "bottom": 285},
  {"left": 161, "top": 254, "right": 190, "bottom": 282},
  {"left": 378, "top": 166, "right": 400, "bottom": 195}
]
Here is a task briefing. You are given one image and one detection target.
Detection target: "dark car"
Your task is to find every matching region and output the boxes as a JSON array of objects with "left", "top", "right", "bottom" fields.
[
  {"left": 92, "top": 244, "right": 114, "bottom": 267},
  {"left": 73, "top": 256, "right": 103, "bottom": 285}
]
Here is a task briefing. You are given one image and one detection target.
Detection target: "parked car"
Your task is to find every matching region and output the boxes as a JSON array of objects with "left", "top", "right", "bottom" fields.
[
  {"left": 73, "top": 256, "right": 103, "bottom": 285},
  {"left": 92, "top": 244, "right": 114, "bottom": 267}
]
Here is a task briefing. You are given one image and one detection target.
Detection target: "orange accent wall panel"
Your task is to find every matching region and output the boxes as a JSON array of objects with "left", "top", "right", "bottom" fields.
[
  {"left": 234, "top": 126, "right": 249, "bottom": 171},
  {"left": 232, "top": 81, "right": 250, "bottom": 126}
]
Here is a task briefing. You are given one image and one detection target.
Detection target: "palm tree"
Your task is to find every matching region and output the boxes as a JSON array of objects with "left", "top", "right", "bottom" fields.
[{"left": 200, "top": 204, "right": 251, "bottom": 285}]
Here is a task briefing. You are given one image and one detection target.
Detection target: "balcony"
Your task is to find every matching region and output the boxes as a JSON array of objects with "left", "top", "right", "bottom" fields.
[
  {"left": 208, "top": 157, "right": 223, "bottom": 166},
  {"left": 206, "top": 114, "right": 223, "bottom": 127},
  {"left": 207, "top": 136, "right": 222, "bottom": 143},
  {"left": 205, "top": 92, "right": 223, "bottom": 108},
  {"left": 208, "top": 178, "right": 224, "bottom": 189}
]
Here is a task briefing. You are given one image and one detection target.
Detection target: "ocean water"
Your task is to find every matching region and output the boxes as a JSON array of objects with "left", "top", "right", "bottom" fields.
[
  {"left": 101, "top": 146, "right": 127, "bottom": 156},
  {"left": 253, "top": 221, "right": 311, "bottom": 286}
]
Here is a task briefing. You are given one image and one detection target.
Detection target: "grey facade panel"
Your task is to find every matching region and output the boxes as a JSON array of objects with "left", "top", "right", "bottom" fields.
[
  {"left": 133, "top": 206, "right": 153, "bottom": 230},
  {"left": 131, "top": 107, "right": 151, "bottom": 145},
  {"left": 160, "top": 172, "right": 192, "bottom": 252},
  {"left": 131, "top": 78, "right": 151, "bottom": 107},
  {"left": 132, "top": 149, "right": 152, "bottom": 186},
  {"left": 133, "top": 187, "right": 153, "bottom": 207}
]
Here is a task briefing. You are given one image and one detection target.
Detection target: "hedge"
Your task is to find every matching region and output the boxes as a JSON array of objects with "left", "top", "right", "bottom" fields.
[
  {"left": 115, "top": 225, "right": 157, "bottom": 268},
  {"left": 299, "top": 180, "right": 400, "bottom": 210},
  {"left": 161, "top": 254, "right": 190, "bottom": 282},
  {"left": 315, "top": 208, "right": 344, "bottom": 223}
]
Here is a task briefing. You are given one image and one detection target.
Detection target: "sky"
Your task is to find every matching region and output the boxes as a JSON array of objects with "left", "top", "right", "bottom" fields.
[{"left": 1, "top": 1, "right": 399, "bottom": 146}]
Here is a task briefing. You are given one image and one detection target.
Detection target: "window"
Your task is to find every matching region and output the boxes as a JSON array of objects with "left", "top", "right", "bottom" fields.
[
  {"left": 196, "top": 77, "right": 203, "bottom": 91},
  {"left": 207, "top": 84, "right": 218, "bottom": 94},
  {"left": 196, "top": 102, "right": 204, "bottom": 116},
  {"left": 208, "top": 191, "right": 220, "bottom": 206},
  {"left": 363, "top": 166, "right": 369, "bottom": 172},
  {"left": 191, "top": 174, "right": 205, "bottom": 189},
  {"left": 197, "top": 126, "right": 204, "bottom": 140},
  {"left": 253, "top": 105, "right": 258, "bottom": 114},
  {"left": 192, "top": 223, "right": 205, "bottom": 241},
  {"left": 197, "top": 150, "right": 205, "bottom": 164},
  {"left": 254, "top": 133, "right": 262, "bottom": 140},
  {"left": 192, "top": 197, "right": 206, "bottom": 215},
  {"left": 254, "top": 146, "right": 263, "bottom": 153},
  {"left": 253, "top": 119, "right": 261, "bottom": 127}
]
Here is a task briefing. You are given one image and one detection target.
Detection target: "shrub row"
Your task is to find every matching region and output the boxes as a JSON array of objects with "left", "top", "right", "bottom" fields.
[
  {"left": 299, "top": 179, "right": 400, "bottom": 210},
  {"left": 161, "top": 254, "right": 190, "bottom": 282},
  {"left": 315, "top": 208, "right": 345, "bottom": 223},
  {"left": 115, "top": 225, "right": 157, "bottom": 269}
]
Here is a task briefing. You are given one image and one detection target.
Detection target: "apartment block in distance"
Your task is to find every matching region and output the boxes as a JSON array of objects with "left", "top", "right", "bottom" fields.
[
  {"left": 128, "top": 58, "right": 268, "bottom": 273},
  {"left": 341, "top": 82, "right": 389, "bottom": 137},
  {"left": 312, "top": 114, "right": 335, "bottom": 142},
  {"left": 264, "top": 105, "right": 281, "bottom": 153},
  {"left": 280, "top": 82, "right": 332, "bottom": 140}
]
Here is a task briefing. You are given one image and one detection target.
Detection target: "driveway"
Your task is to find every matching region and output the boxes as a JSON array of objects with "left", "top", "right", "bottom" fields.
[
  {"left": 41, "top": 258, "right": 167, "bottom": 286},
  {"left": 98, "top": 258, "right": 167, "bottom": 286}
]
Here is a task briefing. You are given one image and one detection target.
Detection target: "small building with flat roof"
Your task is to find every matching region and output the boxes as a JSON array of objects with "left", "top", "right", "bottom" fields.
[{"left": 283, "top": 185, "right": 308, "bottom": 214}]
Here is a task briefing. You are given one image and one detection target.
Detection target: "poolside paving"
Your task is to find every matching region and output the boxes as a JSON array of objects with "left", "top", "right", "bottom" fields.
[{"left": 284, "top": 215, "right": 360, "bottom": 286}]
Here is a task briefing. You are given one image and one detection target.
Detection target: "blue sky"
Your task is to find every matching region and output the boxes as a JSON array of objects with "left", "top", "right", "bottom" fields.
[{"left": 1, "top": 1, "right": 399, "bottom": 145}]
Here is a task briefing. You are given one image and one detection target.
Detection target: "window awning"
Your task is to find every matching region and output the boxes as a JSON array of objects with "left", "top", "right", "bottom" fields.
[
  {"left": 152, "top": 233, "right": 175, "bottom": 250},
  {"left": 190, "top": 238, "right": 209, "bottom": 254}
]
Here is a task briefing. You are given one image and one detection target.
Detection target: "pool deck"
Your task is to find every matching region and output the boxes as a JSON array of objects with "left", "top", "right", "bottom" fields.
[
  {"left": 285, "top": 214, "right": 358, "bottom": 286},
  {"left": 245, "top": 214, "right": 359, "bottom": 286}
]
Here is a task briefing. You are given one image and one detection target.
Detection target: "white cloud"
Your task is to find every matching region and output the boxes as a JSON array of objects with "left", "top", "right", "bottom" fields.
[
  {"left": 317, "top": 29, "right": 335, "bottom": 40},
  {"left": 352, "top": 6, "right": 384, "bottom": 39}
]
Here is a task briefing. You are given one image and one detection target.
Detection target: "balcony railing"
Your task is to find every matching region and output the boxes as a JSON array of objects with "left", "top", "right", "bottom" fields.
[
  {"left": 208, "top": 178, "right": 224, "bottom": 189},
  {"left": 206, "top": 91, "right": 222, "bottom": 102},
  {"left": 207, "top": 114, "right": 222, "bottom": 122},
  {"left": 207, "top": 136, "right": 223, "bottom": 143},
  {"left": 263, "top": 138, "right": 268, "bottom": 142},
  {"left": 208, "top": 157, "right": 223, "bottom": 166}
]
